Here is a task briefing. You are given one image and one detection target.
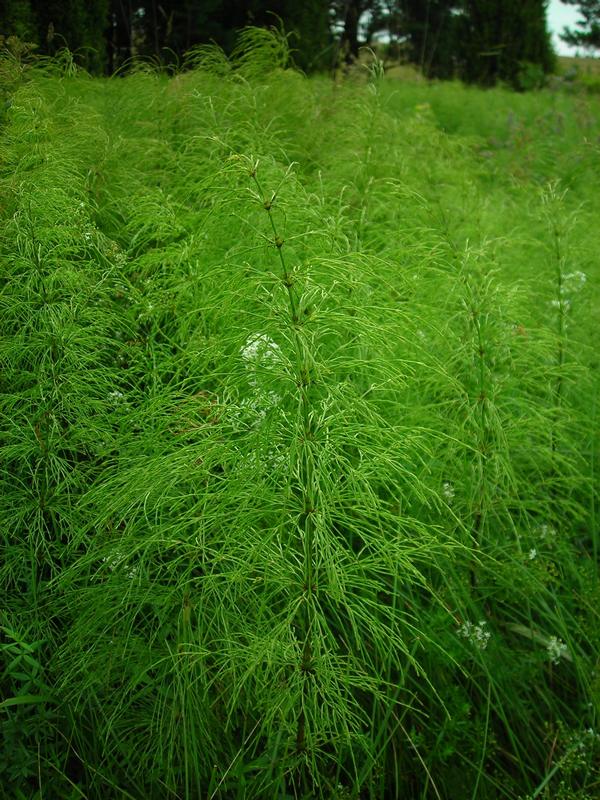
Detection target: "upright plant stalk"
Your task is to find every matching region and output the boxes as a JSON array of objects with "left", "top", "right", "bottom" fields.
[
  {"left": 442, "top": 238, "right": 494, "bottom": 590},
  {"left": 542, "top": 184, "right": 573, "bottom": 514},
  {"left": 354, "top": 55, "right": 384, "bottom": 249},
  {"left": 468, "top": 277, "right": 490, "bottom": 588},
  {"left": 549, "top": 212, "right": 566, "bottom": 462},
  {"left": 591, "top": 391, "right": 598, "bottom": 576},
  {"left": 250, "top": 163, "right": 317, "bottom": 755},
  {"left": 452, "top": 245, "right": 514, "bottom": 594}
]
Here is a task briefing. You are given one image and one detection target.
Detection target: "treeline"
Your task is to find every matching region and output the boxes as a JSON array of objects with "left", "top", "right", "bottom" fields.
[{"left": 0, "top": 1, "right": 556, "bottom": 87}]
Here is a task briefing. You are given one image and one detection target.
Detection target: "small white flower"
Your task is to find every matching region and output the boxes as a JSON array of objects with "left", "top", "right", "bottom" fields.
[
  {"left": 538, "top": 524, "right": 557, "bottom": 541},
  {"left": 108, "top": 390, "right": 125, "bottom": 405},
  {"left": 102, "top": 550, "right": 124, "bottom": 571},
  {"left": 546, "top": 635, "right": 568, "bottom": 664},
  {"left": 562, "top": 271, "right": 587, "bottom": 294},
  {"left": 457, "top": 620, "right": 491, "bottom": 650},
  {"left": 528, "top": 548, "right": 537, "bottom": 560},
  {"left": 102, "top": 551, "right": 137, "bottom": 579},
  {"left": 573, "top": 728, "right": 599, "bottom": 752},
  {"left": 240, "top": 333, "right": 281, "bottom": 366},
  {"left": 442, "top": 482, "right": 455, "bottom": 502},
  {"left": 549, "top": 298, "right": 571, "bottom": 312}
]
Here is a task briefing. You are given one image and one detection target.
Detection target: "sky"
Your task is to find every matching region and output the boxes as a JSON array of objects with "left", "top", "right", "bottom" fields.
[{"left": 547, "top": 0, "right": 584, "bottom": 56}]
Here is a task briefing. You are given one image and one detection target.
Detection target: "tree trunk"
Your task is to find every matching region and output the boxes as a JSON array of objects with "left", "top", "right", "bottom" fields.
[{"left": 341, "top": 0, "right": 361, "bottom": 63}]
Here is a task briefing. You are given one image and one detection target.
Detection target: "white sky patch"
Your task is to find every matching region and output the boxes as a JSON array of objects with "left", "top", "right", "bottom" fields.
[{"left": 547, "top": 0, "right": 585, "bottom": 56}]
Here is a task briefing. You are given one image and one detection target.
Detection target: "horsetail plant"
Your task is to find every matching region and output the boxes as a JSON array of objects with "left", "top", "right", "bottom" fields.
[
  {"left": 2, "top": 26, "right": 599, "bottom": 800},
  {"left": 249, "top": 159, "right": 318, "bottom": 756}
]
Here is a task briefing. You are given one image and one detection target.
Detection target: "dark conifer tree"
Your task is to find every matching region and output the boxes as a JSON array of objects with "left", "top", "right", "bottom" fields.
[
  {"left": 397, "top": 0, "right": 461, "bottom": 78},
  {"left": 560, "top": 0, "right": 600, "bottom": 50},
  {"left": 106, "top": 0, "right": 135, "bottom": 72},
  {"left": 457, "top": 0, "right": 555, "bottom": 88},
  {"left": 29, "top": 0, "right": 109, "bottom": 72},
  {"left": 0, "top": 0, "right": 37, "bottom": 42},
  {"left": 129, "top": 0, "right": 330, "bottom": 72}
]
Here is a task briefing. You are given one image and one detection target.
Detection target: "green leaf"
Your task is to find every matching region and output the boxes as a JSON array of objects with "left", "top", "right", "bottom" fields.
[{"left": 0, "top": 694, "right": 52, "bottom": 709}]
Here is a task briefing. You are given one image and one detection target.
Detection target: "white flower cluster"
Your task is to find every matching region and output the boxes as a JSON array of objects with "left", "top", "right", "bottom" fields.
[
  {"left": 239, "top": 334, "right": 282, "bottom": 428},
  {"left": 442, "top": 481, "right": 455, "bottom": 502},
  {"left": 561, "top": 270, "right": 587, "bottom": 295},
  {"left": 528, "top": 548, "right": 537, "bottom": 560},
  {"left": 572, "top": 728, "right": 600, "bottom": 752},
  {"left": 457, "top": 620, "right": 491, "bottom": 650},
  {"left": 549, "top": 298, "right": 571, "bottom": 312},
  {"left": 546, "top": 635, "right": 568, "bottom": 665},
  {"left": 76, "top": 203, "right": 98, "bottom": 245},
  {"left": 108, "top": 390, "right": 125, "bottom": 405},
  {"left": 240, "top": 333, "right": 281, "bottom": 367},
  {"left": 537, "top": 524, "right": 557, "bottom": 542},
  {"left": 585, "top": 728, "right": 600, "bottom": 742},
  {"left": 549, "top": 270, "right": 587, "bottom": 314},
  {"left": 102, "top": 551, "right": 137, "bottom": 579}
]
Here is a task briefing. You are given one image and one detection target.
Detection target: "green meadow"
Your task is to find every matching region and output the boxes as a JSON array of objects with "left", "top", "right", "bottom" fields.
[{"left": 1, "top": 30, "right": 599, "bottom": 800}]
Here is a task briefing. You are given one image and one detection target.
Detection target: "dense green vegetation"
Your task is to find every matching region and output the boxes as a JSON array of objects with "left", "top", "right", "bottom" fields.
[{"left": 1, "top": 29, "right": 599, "bottom": 800}]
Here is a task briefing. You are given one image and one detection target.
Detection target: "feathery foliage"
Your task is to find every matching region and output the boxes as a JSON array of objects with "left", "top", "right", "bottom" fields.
[{"left": 1, "top": 30, "right": 599, "bottom": 800}]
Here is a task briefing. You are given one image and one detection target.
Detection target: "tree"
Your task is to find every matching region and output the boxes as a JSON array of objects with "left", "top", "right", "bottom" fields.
[
  {"left": 106, "top": 0, "right": 135, "bottom": 71},
  {"left": 125, "top": 0, "right": 330, "bottom": 72},
  {"left": 329, "top": 0, "right": 369, "bottom": 64},
  {"left": 363, "top": 0, "right": 461, "bottom": 78},
  {"left": 396, "top": 0, "right": 461, "bottom": 78},
  {"left": 351, "top": 0, "right": 554, "bottom": 85},
  {"left": 364, "top": 1, "right": 404, "bottom": 57},
  {"left": 1, "top": 0, "right": 331, "bottom": 74},
  {"left": 0, "top": 0, "right": 37, "bottom": 43},
  {"left": 560, "top": 0, "right": 600, "bottom": 51},
  {"left": 0, "top": 0, "right": 110, "bottom": 73},
  {"left": 457, "top": 0, "right": 555, "bottom": 88}
]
